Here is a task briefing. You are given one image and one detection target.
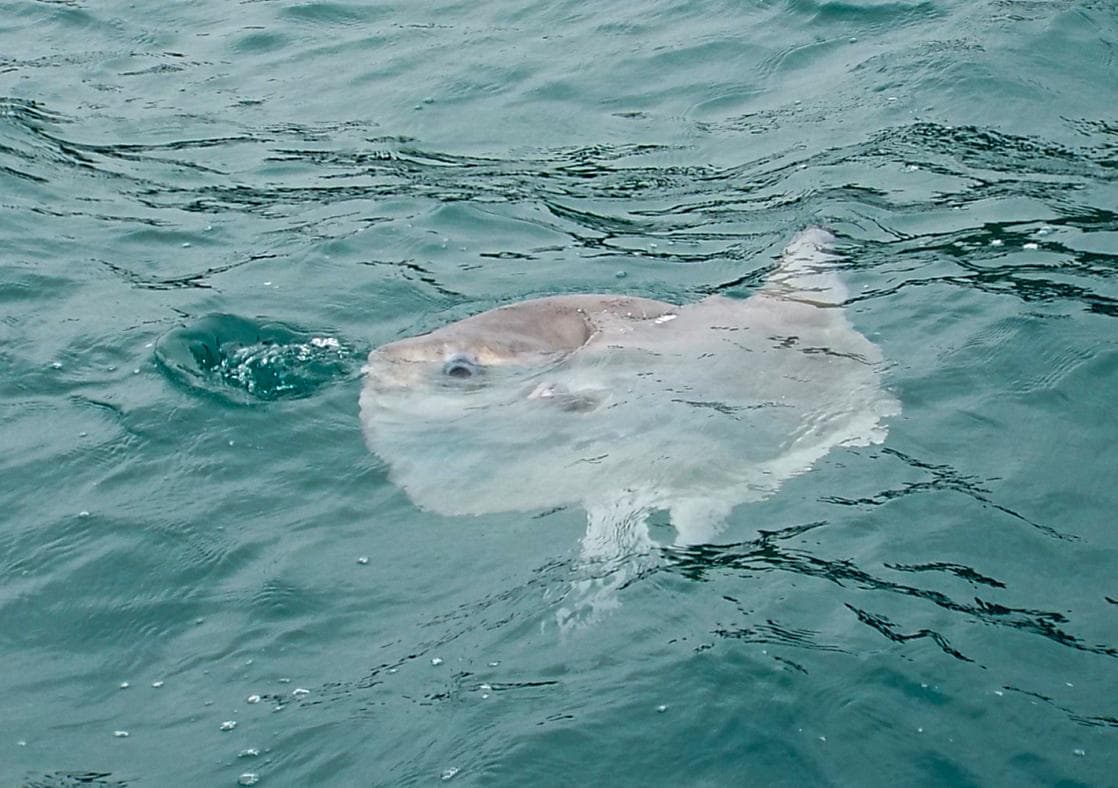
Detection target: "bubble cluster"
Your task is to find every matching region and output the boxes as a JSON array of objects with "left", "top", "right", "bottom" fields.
[{"left": 154, "top": 314, "right": 355, "bottom": 403}]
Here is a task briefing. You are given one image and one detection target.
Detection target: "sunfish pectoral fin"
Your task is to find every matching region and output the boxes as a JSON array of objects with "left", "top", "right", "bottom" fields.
[
  {"left": 527, "top": 381, "right": 609, "bottom": 412},
  {"left": 762, "top": 226, "right": 848, "bottom": 305}
]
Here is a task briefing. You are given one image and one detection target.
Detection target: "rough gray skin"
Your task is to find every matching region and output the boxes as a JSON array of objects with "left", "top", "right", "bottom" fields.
[{"left": 360, "top": 228, "right": 899, "bottom": 612}]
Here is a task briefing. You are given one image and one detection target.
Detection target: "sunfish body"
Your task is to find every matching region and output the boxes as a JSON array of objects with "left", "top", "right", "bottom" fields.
[{"left": 360, "top": 228, "right": 898, "bottom": 551}]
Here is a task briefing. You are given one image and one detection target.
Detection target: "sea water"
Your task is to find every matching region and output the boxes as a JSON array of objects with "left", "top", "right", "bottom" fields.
[{"left": 2, "top": 1, "right": 1115, "bottom": 785}]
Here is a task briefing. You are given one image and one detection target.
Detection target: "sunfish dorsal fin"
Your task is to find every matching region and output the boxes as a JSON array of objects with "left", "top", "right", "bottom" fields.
[{"left": 762, "top": 227, "right": 847, "bottom": 305}]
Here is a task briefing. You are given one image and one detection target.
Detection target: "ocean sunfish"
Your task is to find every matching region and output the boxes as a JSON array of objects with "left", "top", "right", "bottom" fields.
[{"left": 360, "top": 228, "right": 899, "bottom": 559}]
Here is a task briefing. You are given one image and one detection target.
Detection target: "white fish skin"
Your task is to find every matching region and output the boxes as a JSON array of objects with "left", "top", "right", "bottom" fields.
[{"left": 360, "top": 227, "right": 898, "bottom": 559}]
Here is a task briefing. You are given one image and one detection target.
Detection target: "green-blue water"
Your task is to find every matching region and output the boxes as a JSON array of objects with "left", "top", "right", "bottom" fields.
[{"left": 2, "top": 1, "right": 1116, "bottom": 785}]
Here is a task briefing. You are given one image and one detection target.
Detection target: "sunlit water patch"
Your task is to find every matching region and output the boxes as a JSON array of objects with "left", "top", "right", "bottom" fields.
[{"left": 154, "top": 313, "right": 356, "bottom": 403}]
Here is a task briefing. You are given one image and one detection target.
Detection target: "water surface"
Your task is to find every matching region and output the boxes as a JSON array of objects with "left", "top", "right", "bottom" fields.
[{"left": 2, "top": 0, "right": 1116, "bottom": 785}]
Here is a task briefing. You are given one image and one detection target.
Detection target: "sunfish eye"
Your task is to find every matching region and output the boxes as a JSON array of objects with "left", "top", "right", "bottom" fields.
[{"left": 442, "top": 353, "right": 480, "bottom": 379}]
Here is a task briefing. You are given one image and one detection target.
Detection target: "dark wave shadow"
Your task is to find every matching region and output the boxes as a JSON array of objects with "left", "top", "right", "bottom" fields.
[{"left": 663, "top": 523, "right": 1116, "bottom": 664}]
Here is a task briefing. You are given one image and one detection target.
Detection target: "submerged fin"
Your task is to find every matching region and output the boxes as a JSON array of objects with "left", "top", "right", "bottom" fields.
[
  {"left": 669, "top": 498, "right": 734, "bottom": 546},
  {"left": 762, "top": 226, "right": 847, "bottom": 305},
  {"left": 557, "top": 494, "right": 657, "bottom": 631}
]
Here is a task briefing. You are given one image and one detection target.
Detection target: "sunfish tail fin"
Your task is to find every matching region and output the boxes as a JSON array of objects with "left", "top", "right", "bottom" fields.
[{"left": 763, "top": 227, "right": 847, "bottom": 305}]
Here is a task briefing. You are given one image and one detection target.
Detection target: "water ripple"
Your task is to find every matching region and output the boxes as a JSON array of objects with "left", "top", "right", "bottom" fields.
[
  {"left": 154, "top": 313, "right": 356, "bottom": 403},
  {"left": 667, "top": 521, "right": 1116, "bottom": 662}
]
